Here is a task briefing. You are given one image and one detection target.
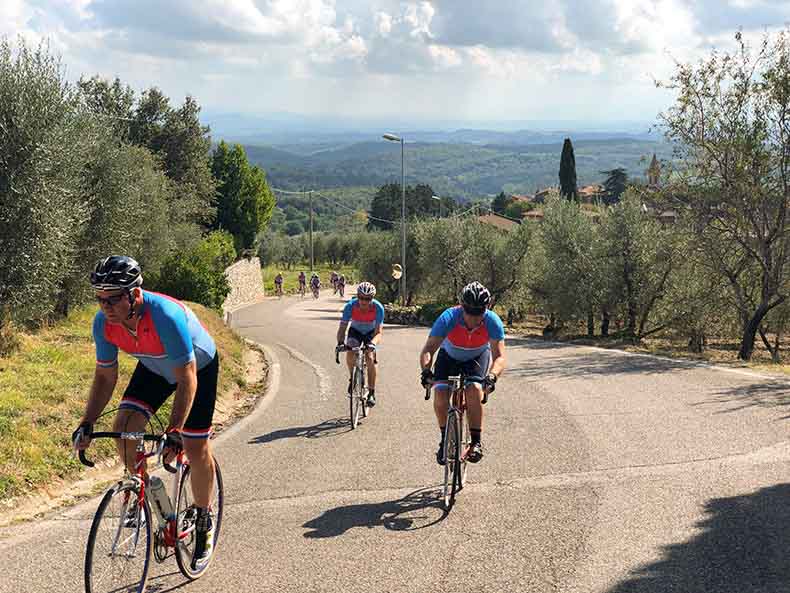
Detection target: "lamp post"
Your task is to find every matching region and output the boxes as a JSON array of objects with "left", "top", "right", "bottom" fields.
[
  {"left": 432, "top": 194, "right": 442, "bottom": 218},
  {"left": 383, "top": 133, "right": 406, "bottom": 305}
]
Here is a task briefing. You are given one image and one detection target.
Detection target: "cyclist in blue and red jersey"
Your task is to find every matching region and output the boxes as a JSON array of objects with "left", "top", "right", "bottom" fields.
[
  {"left": 336, "top": 282, "right": 385, "bottom": 407},
  {"left": 72, "top": 256, "right": 218, "bottom": 570},
  {"left": 419, "top": 281, "right": 506, "bottom": 464}
]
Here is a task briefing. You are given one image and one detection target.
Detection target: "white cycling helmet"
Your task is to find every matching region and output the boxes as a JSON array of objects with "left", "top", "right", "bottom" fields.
[{"left": 357, "top": 282, "right": 376, "bottom": 298}]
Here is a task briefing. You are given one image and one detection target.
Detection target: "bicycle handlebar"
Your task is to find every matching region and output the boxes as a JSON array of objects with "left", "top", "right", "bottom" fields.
[
  {"left": 335, "top": 343, "right": 376, "bottom": 364},
  {"left": 422, "top": 380, "right": 489, "bottom": 404},
  {"left": 76, "top": 431, "right": 165, "bottom": 468}
]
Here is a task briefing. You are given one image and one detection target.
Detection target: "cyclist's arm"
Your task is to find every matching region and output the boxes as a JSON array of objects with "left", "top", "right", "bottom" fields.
[
  {"left": 420, "top": 336, "right": 443, "bottom": 370},
  {"left": 169, "top": 361, "right": 198, "bottom": 430},
  {"left": 337, "top": 321, "right": 349, "bottom": 344},
  {"left": 370, "top": 324, "right": 382, "bottom": 345},
  {"left": 81, "top": 365, "right": 118, "bottom": 424},
  {"left": 489, "top": 339, "right": 506, "bottom": 378}
]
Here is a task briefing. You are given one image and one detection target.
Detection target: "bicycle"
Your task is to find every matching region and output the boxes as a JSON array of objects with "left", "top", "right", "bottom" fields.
[
  {"left": 425, "top": 374, "right": 488, "bottom": 510},
  {"left": 275, "top": 283, "right": 283, "bottom": 298},
  {"left": 336, "top": 343, "right": 376, "bottom": 429},
  {"left": 312, "top": 283, "right": 320, "bottom": 299},
  {"left": 298, "top": 282, "right": 306, "bottom": 298},
  {"left": 79, "top": 431, "right": 224, "bottom": 593},
  {"left": 338, "top": 283, "right": 345, "bottom": 298}
]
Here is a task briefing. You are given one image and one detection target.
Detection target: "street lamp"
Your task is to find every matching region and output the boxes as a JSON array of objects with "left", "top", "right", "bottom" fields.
[
  {"left": 432, "top": 194, "right": 442, "bottom": 218},
  {"left": 383, "top": 132, "right": 406, "bottom": 305}
]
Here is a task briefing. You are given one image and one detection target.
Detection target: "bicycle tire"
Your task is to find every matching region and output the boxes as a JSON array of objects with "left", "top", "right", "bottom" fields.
[
  {"left": 457, "top": 409, "right": 468, "bottom": 492},
  {"left": 360, "top": 358, "right": 369, "bottom": 419},
  {"left": 442, "top": 412, "right": 460, "bottom": 510},
  {"left": 85, "top": 481, "right": 152, "bottom": 593},
  {"left": 350, "top": 368, "right": 363, "bottom": 429},
  {"left": 174, "top": 457, "right": 224, "bottom": 579}
]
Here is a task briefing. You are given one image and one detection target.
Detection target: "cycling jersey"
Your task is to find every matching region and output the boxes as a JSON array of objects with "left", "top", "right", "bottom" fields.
[
  {"left": 274, "top": 276, "right": 283, "bottom": 284},
  {"left": 341, "top": 298, "right": 385, "bottom": 334},
  {"left": 93, "top": 291, "right": 217, "bottom": 384},
  {"left": 429, "top": 306, "right": 505, "bottom": 362}
]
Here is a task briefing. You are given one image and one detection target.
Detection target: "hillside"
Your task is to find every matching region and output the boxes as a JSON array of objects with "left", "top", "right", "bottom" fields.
[{"left": 248, "top": 138, "right": 672, "bottom": 201}]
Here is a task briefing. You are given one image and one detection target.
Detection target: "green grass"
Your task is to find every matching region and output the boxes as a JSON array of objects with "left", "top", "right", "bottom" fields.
[
  {"left": 0, "top": 302, "right": 246, "bottom": 500},
  {"left": 262, "top": 263, "right": 358, "bottom": 295}
]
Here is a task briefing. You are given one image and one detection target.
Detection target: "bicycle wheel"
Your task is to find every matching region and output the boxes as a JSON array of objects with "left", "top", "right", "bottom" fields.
[
  {"left": 442, "top": 412, "right": 460, "bottom": 510},
  {"left": 175, "top": 457, "right": 224, "bottom": 580},
  {"left": 85, "top": 481, "right": 152, "bottom": 593},
  {"left": 350, "top": 368, "right": 363, "bottom": 429},
  {"left": 455, "top": 410, "right": 468, "bottom": 493}
]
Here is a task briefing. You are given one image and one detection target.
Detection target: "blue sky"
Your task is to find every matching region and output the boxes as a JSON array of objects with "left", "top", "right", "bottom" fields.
[{"left": 4, "top": 1, "right": 790, "bottom": 124}]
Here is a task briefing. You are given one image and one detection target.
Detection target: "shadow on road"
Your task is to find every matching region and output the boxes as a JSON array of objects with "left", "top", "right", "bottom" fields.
[
  {"left": 247, "top": 417, "right": 350, "bottom": 444},
  {"left": 692, "top": 382, "right": 790, "bottom": 418},
  {"left": 144, "top": 571, "right": 188, "bottom": 593},
  {"left": 607, "top": 483, "right": 790, "bottom": 593},
  {"left": 302, "top": 487, "right": 447, "bottom": 538}
]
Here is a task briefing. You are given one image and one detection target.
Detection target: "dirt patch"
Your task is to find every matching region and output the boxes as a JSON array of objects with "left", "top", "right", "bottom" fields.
[{"left": 0, "top": 344, "right": 269, "bottom": 528}]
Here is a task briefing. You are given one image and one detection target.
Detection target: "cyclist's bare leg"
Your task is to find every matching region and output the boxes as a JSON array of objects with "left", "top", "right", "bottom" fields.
[
  {"left": 433, "top": 387, "right": 450, "bottom": 426},
  {"left": 112, "top": 409, "right": 149, "bottom": 475},
  {"left": 365, "top": 350, "right": 376, "bottom": 390},
  {"left": 183, "top": 438, "right": 215, "bottom": 509},
  {"left": 464, "top": 384, "right": 484, "bottom": 430},
  {"left": 345, "top": 350, "right": 355, "bottom": 380}
]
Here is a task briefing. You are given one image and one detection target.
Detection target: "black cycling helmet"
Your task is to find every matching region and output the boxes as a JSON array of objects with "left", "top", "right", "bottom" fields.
[
  {"left": 90, "top": 256, "right": 143, "bottom": 291},
  {"left": 460, "top": 281, "right": 491, "bottom": 314}
]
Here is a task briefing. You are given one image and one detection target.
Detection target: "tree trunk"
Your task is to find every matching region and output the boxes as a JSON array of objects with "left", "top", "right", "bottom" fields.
[
  {"left": 587, "top": 309, "right": 594, "bottom": 337},
  {"left": 688, "top": 330, "right": 706, "bottom": 353},
  {"left": 739, "top": 304, "right": 770, "bottom": 360},
  {"left": 600, "top": 308, "right": 610, "bottom": 337}
]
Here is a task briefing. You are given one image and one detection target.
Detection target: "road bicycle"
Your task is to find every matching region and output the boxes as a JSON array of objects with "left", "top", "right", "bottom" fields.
[
  {"left": 312, "top": 282, "right": 320, "bottom": 299},
  {"left": 336, "top": 342, "right": 376, "bottom": 429},
  {"left": 338, "top": 283, "right": 345, "bottom": 298},
  {"left": 275, "top": 283, "right": 283, "bottom": 298},
  {"left": 298, "top": 282, "right": 306, "bottom": 298},
  {"left": 425, "top": 374, "right": 488, "bottom": 510},
  {"left": 79, "top": 431, "right": 224, "bottom": 593}
]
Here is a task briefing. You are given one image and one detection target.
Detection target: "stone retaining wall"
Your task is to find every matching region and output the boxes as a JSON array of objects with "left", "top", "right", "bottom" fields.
[{"left": 222, "top": 257, "right": 265, "bottom": 319}]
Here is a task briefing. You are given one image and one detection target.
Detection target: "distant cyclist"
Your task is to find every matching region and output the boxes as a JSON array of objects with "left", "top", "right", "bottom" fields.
[
  {"left": 298, "top": 271, "right": 307, "bottom": 297},
  {"left": 310, "top": 273, "right": 321, "bottom": 298},
  {"left": 72, "top": 256, "right": 219, "bottom": 570},
  {"left": 419, "top": 281, "right": 506, "bottom": 465},
  {"left": 330, "top": 271, "right": 338, "bottom": 294},
  {"left": 337, "top": 274, "right": 346, "bottom": 298},
  {"left": 274, "top": 272, "right": 284, "bottom": 297},
  {"left": 336, "top": 282, "right": 384, "bottom": 407}
]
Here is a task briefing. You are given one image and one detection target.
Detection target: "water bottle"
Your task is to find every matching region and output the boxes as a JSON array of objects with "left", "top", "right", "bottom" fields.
[{"left": 148, "top": 476, "right": 174, "bottom": 527}]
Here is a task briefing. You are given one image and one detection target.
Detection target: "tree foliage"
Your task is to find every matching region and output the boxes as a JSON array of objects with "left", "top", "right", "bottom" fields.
[
  {"left": 600, "top": 167, "right": 628, "bottom": 204},
  {"left": 367, "top": 183, "right": 443, "bottom": 230},
  {"left": 559, "top": 138, "right": 578, "bottom": 201}
]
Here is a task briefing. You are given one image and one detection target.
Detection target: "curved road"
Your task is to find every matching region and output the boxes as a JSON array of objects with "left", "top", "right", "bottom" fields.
[{"left": 5, "top": 291, "right": 790, "bottom": 592}]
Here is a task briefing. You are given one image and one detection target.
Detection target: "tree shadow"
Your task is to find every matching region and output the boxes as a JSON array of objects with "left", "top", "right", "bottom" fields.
[
  {"left": 505, "top": 338, "right": 696, "bottom": 381},
  {"left": 607, "top": 483, "right": 790, "bottom": 592},
  {"left": 302, "top": 487, "right": 448, "bottom": 538},
  {"left": 692, "top": 382, "right": 790, "bottom": 418},
  {"left": 248, "top": 417, "right": 350, "bottom": 445}
]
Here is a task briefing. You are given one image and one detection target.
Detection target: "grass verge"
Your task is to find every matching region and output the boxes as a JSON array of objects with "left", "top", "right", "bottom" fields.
[{"left": 0, "top": 302, "right": 247, "bottom": 501}]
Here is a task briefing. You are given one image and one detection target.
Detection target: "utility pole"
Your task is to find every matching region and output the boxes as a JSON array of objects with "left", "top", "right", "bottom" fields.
[{"left": 308, "top": 189, "right": 314, "bottom": 272}]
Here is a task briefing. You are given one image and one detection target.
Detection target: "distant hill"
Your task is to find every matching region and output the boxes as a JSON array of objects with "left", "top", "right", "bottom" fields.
[{"left": 247, "top": 138, "right": 671, "bottom": 200}]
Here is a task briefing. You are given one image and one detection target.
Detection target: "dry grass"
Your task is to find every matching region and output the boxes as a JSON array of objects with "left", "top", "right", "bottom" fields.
[
  {"left": 506, "top": 314, "right": 790, "bottom": 374},
  {"left": 0, "top": 302, "right": 246, "bottom": 499}
]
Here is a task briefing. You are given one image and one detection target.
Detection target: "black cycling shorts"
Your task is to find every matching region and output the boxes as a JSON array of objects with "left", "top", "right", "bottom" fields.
[
  {"left": 346, "top": 327, "right": 375, "bottom": 348},
  {"left": 432, "top": 348, "right": 490, "bottom": 389},
  {"left": 119, "top": 353, "right": 219, "bottom": 439}
]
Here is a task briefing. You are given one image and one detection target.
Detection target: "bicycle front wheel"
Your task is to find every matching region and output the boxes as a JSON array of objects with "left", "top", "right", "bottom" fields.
[
  {"left": 442, "top": 412, "right": 460, "bottom": 510},
  {"left": 85, "top": 481, "right": 152, "bottom": 593},
  {"left": 175, "top": 456, "right": 224, "bottom": 580},
  {"left": 350, "top": 368, "right": 363, "bottom": 429}
]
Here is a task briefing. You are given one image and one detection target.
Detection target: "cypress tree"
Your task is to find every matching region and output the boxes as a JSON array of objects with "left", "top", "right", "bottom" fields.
[{"left": 559, "top": 138, "right": 578, "bottom": 201}]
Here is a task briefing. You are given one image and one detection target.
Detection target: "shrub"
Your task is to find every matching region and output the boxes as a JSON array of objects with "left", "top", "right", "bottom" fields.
[{"left": 150, "top": 231, "right": 236, "bottom": 310}]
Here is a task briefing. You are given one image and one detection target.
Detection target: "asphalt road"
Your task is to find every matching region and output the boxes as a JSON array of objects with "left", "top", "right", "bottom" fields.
[{"left": 5, "top": 290, "right": 790, "bottom": 592}]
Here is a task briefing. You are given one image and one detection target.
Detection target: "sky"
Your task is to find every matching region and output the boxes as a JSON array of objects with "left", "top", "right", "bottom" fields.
[{"left": 3, "top": 0, "right": 790, "bottom": 126}]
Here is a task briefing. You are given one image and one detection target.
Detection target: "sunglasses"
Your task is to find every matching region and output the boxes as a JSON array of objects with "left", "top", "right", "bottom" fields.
[
  {"left": 358, "top": 296, "right": 373, "bottom": 302},
  {"left": 95, "top": 293, "right": 126, "bottom": 307},
  {"left": 462, "top": 306, "right": 485, "bottom": 316}
]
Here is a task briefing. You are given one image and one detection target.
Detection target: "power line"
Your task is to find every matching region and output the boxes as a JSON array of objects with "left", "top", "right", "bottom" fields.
[{"left": 272, "top": 186, "right": 397, "bottom": 225}]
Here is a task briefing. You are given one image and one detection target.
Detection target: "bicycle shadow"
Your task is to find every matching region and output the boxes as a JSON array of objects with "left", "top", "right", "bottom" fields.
[
  {"left": 247, "top": 417, "right": 351, "bottom": 445},
  {"left": 606, "top": 483, "right": 790, "bottom": 592},
  {"left": 144, "top": 571, "right": 189, "bottom": 592},
  {"left": 302, "top": 487, "right": 447, "bottom": 538}
]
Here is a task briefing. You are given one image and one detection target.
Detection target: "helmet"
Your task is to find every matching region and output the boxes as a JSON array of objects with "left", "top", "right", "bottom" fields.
[
  {"left": 90, "top": 256, "right": 142, "bottom": 291},
  {"left": 460, "top": 281, "right": 490, "bottom": 313},
  {"left": 357, "top": 282, "right": 376, "bottom": 297}
]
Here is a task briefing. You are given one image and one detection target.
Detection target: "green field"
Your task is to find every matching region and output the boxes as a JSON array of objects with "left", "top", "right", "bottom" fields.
[
  {"left": 262, "top": 263, "right": 358, "bottom": 295},
  {"left": 0, "top": 303, "right": 246, "bottom": 500}
]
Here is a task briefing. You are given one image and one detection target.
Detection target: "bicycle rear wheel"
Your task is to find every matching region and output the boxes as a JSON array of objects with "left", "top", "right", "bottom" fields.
[
  {"left": 175, "top": 457, "right": 224, "bottom": 580},
  {"left": 85, "top": 481, "right": 152, "bottom": 593},
  {"left": 350, "top": 368, "right": 363, "bottom": 429},
  {"left": 442, "top": 412, "right": 460, "bottom": 510}
]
